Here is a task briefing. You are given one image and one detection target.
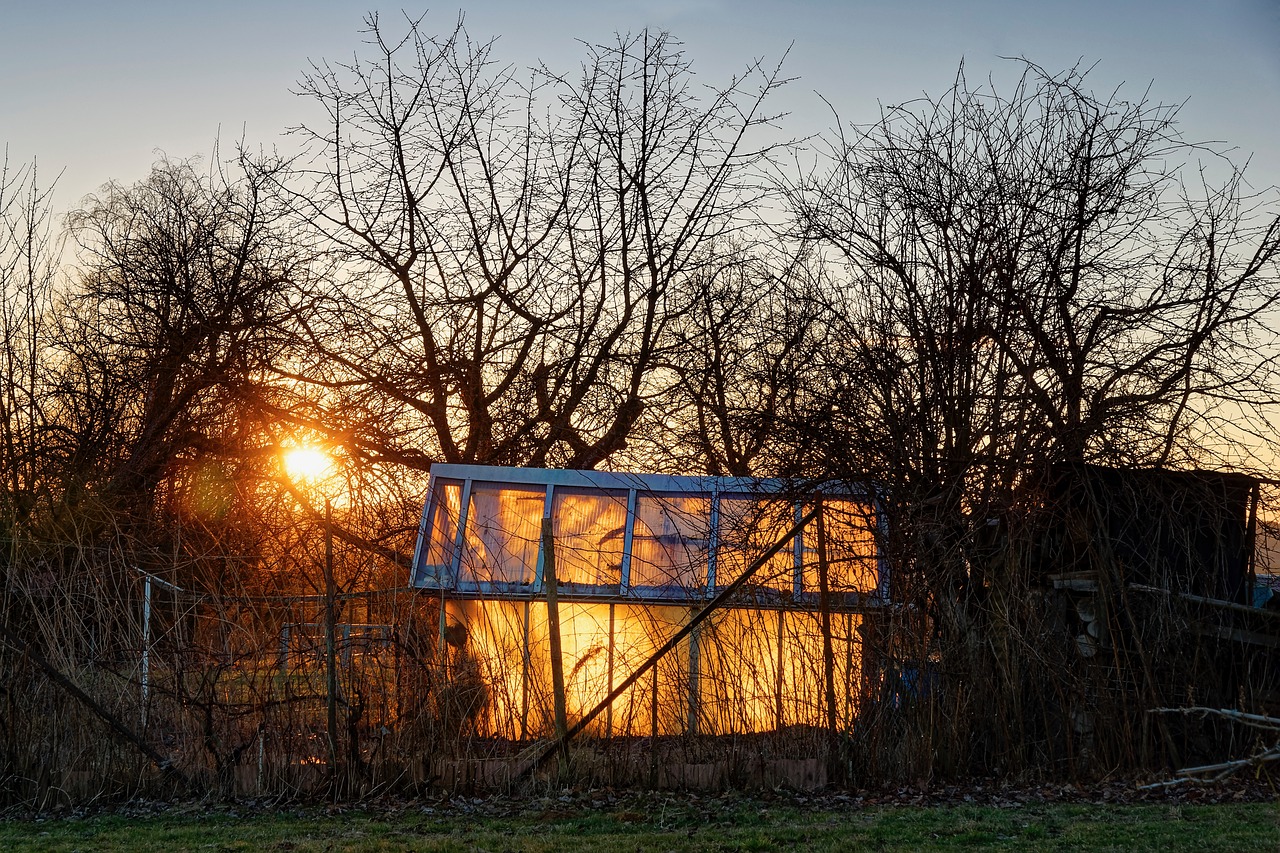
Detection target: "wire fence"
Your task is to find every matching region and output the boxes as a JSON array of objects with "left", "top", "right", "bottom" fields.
[{"left": 1, "top": 469, "right": 1278, "bottom": 804}]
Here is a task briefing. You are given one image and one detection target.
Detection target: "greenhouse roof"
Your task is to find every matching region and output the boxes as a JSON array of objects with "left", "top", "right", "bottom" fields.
[{"left": 411, "top": 464, "right": 888, "bottom": 610}]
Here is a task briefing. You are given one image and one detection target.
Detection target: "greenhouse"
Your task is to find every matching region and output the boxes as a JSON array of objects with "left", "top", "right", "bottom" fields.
[{"left": 410, "top": 465, "right": 890, "bottom": 739}]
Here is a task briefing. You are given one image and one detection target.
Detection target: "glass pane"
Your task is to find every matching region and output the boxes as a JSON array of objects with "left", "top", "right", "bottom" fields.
[
  {"left": 630, "top": 493, "right": 711, "bottom": 591},
  {"left": 424, "top": 480, "right": 462, "bottom": 578},
  {"left": 460, "top": 483, "right": 544, "bottom": 584},
  {"left": 551, "top": 489, "right": 628, "bottom": 588},
  {"left": 716, "top": 497, "right": 796, "bottom": 592},
  {"left": 801, "top": 499, "right": 880, "bottom": 594}
]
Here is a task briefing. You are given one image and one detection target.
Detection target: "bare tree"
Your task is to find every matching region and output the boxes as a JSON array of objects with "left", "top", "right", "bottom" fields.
[
  {"left": 265, "top": 15, "right": 790, "bottom": 474},
  {"left": 639, "top": 245, "right": 824, "bottom": 477},
  {"left": 57, "top": 155, "right": 298, "bottom": 525},
  {"left": 787, "top": 59, "right": 1280, "bottom": 776},
  {"left": 795, "top": 61, "right": 1280, "bottom": 498},
  {"left": 0, "top": 154, "right": 58, "bottom": 536}
]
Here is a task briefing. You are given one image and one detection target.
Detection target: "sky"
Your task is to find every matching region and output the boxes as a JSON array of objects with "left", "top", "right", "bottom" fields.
[{"left": 1, "top": 0, "right": 1277, "bottom": 215}]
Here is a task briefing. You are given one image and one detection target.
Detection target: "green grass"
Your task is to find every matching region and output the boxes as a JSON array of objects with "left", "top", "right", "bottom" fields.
[{"left": 3, "top": 801, "right": 1278, "bottom": 851}]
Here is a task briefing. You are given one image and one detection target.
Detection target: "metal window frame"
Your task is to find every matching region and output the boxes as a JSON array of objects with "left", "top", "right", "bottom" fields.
[{"left": 410, "top": 464, "right": 889, "bottom": 611}]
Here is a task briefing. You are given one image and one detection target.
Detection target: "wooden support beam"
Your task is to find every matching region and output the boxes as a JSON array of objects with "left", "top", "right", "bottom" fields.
[
  {"left": 816, "top": 501, "right": 839, "bottom": 777},
  {"left": 606, "top": 602, "right": 615, "bottom": 739},
  {"left": 687, "top": 609, "right": 701, "bottom": 736},
  {"left": 541, "top": 517, "right": 569, "bottom": 770}
]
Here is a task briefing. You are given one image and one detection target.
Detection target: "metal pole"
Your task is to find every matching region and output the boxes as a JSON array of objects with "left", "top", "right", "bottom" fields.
[
  {"left": 133, "top": 567, "right": 184, "bottom": 731},
  {"left": 141, "top": 573, "right": 151, "bottom": 729},
  {"left": 279, "top": 625, "right": 290, "bottom": 677}
]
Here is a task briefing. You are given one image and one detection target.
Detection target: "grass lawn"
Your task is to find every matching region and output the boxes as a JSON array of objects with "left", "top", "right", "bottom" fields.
[{"left": 2, "top": 799, "right": 1279, "bottom": 852}]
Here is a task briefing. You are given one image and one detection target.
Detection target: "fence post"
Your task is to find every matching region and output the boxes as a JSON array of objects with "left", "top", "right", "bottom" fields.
[
  {"left": 606, "top": 603, "right": 616, "bottom": 739},
  {"left": 324, "top": 497, "right": 340, "bottom": 789},
  {"left": 521, "top": 600, "right": 531, "bottom": 740},
  {"left": 649, "top": 665, "right": 660, "bottom": 785},
  {"left": 279, "top": 624, "right": 291, "bottom": 677},
  {"left": 541, "top": 517, "right": 569, "bottom": 771},
  {"left": 142, "top": 573, "right": 152, "bottom": 729},
  {"left": 816, "top": 499, "right": 840, "bottom": 781},
  {"left": 774, "top": 609, "right": 786, "bottom": 730},
  {"left": 687, "top": 609, "right": 700, "bottom": 736}
]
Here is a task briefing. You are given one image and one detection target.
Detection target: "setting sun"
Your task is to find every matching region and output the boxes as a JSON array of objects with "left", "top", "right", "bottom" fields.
[{"left": 283, "top": 446, "right": 333, "bottom": 483}]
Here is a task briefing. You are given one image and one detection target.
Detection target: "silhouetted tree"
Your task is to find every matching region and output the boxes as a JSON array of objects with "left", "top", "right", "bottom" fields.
[
  {"left": 788, "top": 59, "right": 1280, "bottom": 775},
  {"left": 57, "top": 156, "right": 297, "bottom": 525},
  {"left": 0, "top": 155, "right": 57, "bottom": 537},
  {"left": 265, "top": 15, "right": 790, "bottom": 474}
]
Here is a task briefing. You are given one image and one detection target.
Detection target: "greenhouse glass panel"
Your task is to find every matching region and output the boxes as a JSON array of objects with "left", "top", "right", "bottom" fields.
[
  {"left": 717, "top": 496, "right": 798, "bottom": 594},
  {"left": 416, "top": 478, "right": 461, "bottom": 585},
  {"left": 411, "top": 465, "right": 890, "bottom": 741},
  {"left": 630, "top": 493, "right": 711, "bottom": 592},
  {"left": 412, "top": 464, "right": 886, "bottom": 607},
  {"left": 551, "top": 488, "right": 628, "bottom": 589},
  {"left": 799, "top": 499, "right": 881, "bottom": 595},
  {"left": 460, "top": 482, "right": 544, "bottom": 586}
]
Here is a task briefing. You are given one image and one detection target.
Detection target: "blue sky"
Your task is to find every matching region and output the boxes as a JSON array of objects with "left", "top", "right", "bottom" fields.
[{"left": 2, "top": 0, "right": 1277, "bottom": 212}]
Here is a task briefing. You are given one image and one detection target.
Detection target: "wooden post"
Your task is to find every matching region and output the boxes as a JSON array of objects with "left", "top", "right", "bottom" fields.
[
  {"left": 816, "top": 501, "right": 839, "bottom": 779},
  {"left": 324, "top": 498, "right": 340, "bottom": 789},
  {"left": 845, "top": 612, "right": 856, "bottom": 727},
  {"left": 606, "top": 602, "right": 615, "bottom": 739},
  {"left": 649, "top": 665, "right": 660, "bottom": 785},
  {"left": 774, "top": 609, "right": 786, "bottom": 731},
  {"left": 521, "top": 600, "right": 531, "bottom": 740},
  {"left": 687, "top": 609, "right": 701, "bottom": 735},
  {"left": 541, "top": 517, "right": 569, "bottom": 770}
]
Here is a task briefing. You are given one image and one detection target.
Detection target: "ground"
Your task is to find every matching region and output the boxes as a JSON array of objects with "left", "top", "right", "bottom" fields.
[{"left": 2, "top": 781, "right": 1278, "bottom": 851}]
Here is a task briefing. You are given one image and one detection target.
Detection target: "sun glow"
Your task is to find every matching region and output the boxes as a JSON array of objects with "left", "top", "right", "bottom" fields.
[{"left": 283, "top": 446, "right": 334, "bottom": 484}]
